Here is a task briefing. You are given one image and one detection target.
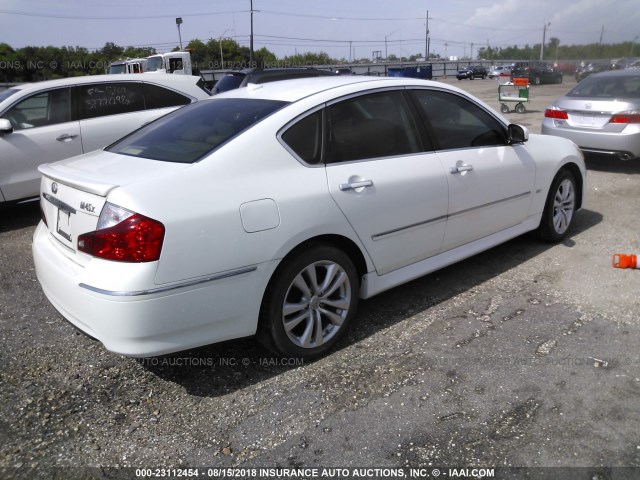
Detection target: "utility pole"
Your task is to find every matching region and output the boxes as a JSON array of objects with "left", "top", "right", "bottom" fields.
[
  {"left": 175, "top": 17, "right": 183, "bottom": 50},
  {"left": 249, "top": 0, "right": 254, "bottom": 64},
  {"left": 425, "top": 10, "right": 430, "bottom": 60},
  {"left": 540, "top": 22, "right": 550, "bottom": 60}
]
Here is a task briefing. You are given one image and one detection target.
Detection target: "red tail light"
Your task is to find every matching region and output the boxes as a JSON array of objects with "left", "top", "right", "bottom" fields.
[
  {"left": 544, "top": 108, "right": 569, "bottom": 120},
  {"left": 609, "top": 113, "right": 640, "bottom": 124},
  {"left": 78, "top": 209, "right": 164, "bottom": 262}
]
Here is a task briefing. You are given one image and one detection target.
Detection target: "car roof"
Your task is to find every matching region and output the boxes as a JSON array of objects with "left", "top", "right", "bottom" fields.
[
  {"left": 590, "top": 68, "right": 640, "bottom": 78},
  {"left": 212, "top": 75, "right": 447, "bottom": 103},
  {"left": 9, "top": 73, "right": 203, "bottom": 94}
]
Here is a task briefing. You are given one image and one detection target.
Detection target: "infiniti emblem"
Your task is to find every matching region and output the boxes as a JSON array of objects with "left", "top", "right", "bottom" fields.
[{"left": 51, "top": 182, "right": 58, "bottom": 194}]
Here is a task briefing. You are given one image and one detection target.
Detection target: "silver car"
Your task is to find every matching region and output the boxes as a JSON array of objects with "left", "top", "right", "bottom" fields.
[
  {"left": 542, "top": 69, "right": 640, "bottom": 161},
  {"left": 488, "top": 65, "right": 512, "bottom": 79},
  {"left": 0, "top": 74, "right": 211, "bottom": 204}
]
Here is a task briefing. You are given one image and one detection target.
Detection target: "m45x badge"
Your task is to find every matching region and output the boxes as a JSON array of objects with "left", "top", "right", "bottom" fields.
[{"left": 80, "top": 201, "right": 96, "bottom": 213}]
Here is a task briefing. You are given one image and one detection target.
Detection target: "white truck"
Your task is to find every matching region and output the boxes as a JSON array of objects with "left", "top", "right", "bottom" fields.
[
  {"left": 108, "top": 58, "right": 148, "bottom": 74},
  {"left": 108, "top": 52, "right": 192, "bottom": 76}
]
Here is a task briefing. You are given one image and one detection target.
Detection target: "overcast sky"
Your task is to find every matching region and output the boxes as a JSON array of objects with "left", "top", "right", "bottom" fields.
[{"left": 2, "top": 0, "right": 639, "bottom": 61}]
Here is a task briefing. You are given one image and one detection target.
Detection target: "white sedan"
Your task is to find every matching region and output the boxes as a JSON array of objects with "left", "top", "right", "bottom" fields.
[
  {"left": 0, "top": 74, "right": 210, "bottom": 204},
  {"left": 33, "top": 76, "right": 586, "bottom": 359}
]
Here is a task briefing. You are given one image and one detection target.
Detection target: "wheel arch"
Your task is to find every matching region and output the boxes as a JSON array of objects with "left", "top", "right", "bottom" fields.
[
  {"left": 270, "top": 234, "right": 369, "bottom": 286},
  {"left": 558, "top": 161, "right": 584, "bottom": 210}
]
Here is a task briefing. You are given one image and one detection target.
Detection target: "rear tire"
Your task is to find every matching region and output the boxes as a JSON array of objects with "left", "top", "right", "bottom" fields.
[
  {"left": 257, "top": 244, "right": 359, "bottom": 359},
  {"left": 537, "top": 170, "right": 577, "bottom": 242}
]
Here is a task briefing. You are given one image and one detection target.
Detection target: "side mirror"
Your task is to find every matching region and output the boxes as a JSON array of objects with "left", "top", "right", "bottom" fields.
[
  {"left": 508, "top": 124, "right": 528, "bottom": 144},
  {"left": 0, "top": 118, "right": 13, "bottom": 135}
]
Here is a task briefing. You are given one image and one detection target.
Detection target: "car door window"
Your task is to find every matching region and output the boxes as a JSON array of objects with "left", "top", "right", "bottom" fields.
[
  {"left": 78, "top": 82, "right": 145, "bottom": 120},
  {"left": 412, "top": 89, "right": 507, "bottom": 150},
  {"left": 325, "top": 90, "right": 423, "bottom": 163},
  {"left": 2, "top": 88, "right": 72, "bottom": 130},
  {"left": 143, "top": 83, "right": 192, "bottom": 109}
]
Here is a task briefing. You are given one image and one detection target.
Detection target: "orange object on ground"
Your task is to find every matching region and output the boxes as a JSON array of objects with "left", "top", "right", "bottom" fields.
[{"left": 612, "top": 254, "right": 638, "bottom": 269}]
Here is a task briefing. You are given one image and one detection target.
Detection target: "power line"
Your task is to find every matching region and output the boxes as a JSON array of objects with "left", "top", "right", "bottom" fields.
[{"left": 0, "top": 9, "right": 248, "bottom": 20}]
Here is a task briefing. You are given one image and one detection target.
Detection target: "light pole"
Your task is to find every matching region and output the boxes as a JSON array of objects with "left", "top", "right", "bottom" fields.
[
  {"left": 176, "top": 17, "right": 183, "bottom": 50},
  {"left": 219, "top": 29, "right": 232, "bottom": 68},
  {"left": 540, "top": 22, "right": 550, "bottom": 61},
  {"left": 249, "top": 0, "right": 254, "bottom": 64},
  {"left": 385, "top": 29, "right": 399, "bottom": 60}
]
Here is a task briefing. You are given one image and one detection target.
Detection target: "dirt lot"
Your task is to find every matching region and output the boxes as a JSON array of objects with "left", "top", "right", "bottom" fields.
[{"left": 1, "top": 76, "right": 639, "bottom": 480}]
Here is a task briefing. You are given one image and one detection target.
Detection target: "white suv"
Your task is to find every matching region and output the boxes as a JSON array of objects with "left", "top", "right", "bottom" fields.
[{"left": 0, "top": 74, "right": 210, "bottom": 204}]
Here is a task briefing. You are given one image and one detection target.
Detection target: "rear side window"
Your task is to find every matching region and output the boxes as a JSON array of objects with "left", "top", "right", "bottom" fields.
[
  {"left": 2, "top": 87, "right": 72, "bottom": 130},
  {"left": 78, "top": 82, "right": 145, "bottom": 120},
  {"left": 281, "top": 110, "right": 323, "bottom": 164},
  {"left": 143, "top": 83, "right": 191, "bottom": 109},
  {"left": 108, "top": 98, "right": 287, "bottom": 163}
]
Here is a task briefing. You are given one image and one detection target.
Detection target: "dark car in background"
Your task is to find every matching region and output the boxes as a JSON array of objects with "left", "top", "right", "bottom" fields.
[
  {"left": 512, "top": 61, "right": 563, "bottom": 85},
  {"left": 212, "top": 68, "right": 336, "bottom": 94},
  {"left": 574, "top": 62, "right": 610, "bottom": 82},
  {"left": 456, "top": 65, "right": 488, "bottom": 80}
]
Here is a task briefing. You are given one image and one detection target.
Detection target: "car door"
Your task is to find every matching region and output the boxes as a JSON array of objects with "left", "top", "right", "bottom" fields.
[
  {"left": 0, "top": 87, "right": 81, "bottom": 202},
  {"left": 323, "top": 89, "right": 449, "bottom": 275},
  {"left": 410, "top": 88, "right": 535, "bottom": 251},
  {"left": 76, "top": 81, "right": 190, "bottom": 152}
]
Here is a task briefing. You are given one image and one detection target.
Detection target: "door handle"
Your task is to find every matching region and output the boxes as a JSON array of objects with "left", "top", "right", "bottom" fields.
[
  {"left": 449, "top": 164, "right": 473, "bottom": 174},
  {"left": 56, "top": 133, "right": 79, "bottom": 142},
  {"left": 339, "top": 179, "right": 373, "bottom": 191}
]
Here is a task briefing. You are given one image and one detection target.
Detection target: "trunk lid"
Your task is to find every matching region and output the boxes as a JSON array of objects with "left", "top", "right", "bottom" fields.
[
  {"left": 553, "top": 99, "right": 637, "bottom": 132},
  {"left": 38, "top": 150, "right": 187, "bottom": 261}
]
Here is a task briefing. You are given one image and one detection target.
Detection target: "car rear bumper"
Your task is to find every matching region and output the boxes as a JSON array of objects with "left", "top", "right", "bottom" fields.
[
  {"left": 542, "top": 121, "right": 640, "bottom": 159},
  {"left": 33, "top": 222, "right": 272, "bottom": 357}
]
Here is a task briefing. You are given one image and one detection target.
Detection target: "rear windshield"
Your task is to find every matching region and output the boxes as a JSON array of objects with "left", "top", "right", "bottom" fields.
[
  {"left": 107, "top": 98, "right": 287, "bottom": 163},
  {"left": 0, "top": 88, "right": 20, "bottom": 103},
  {"left": 213, "top": 74, "right": 246, "bottom": 94},
  {"left": 567, "top": 75, "right": 640, "bottom": 99}
]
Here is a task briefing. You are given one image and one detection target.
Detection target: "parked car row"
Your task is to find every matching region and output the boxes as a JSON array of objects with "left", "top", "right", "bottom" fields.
[{"left": 457, "top": 62, "right": 565, "bottom": 85}]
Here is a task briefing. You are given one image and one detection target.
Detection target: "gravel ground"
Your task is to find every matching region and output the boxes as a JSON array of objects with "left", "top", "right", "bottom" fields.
[{"left": 1, "top": 75, "right": 639, "bottom": 480}]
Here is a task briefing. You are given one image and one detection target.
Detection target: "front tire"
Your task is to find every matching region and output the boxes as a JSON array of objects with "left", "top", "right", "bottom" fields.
[
  {"left": 537, "top": 170, "right": 577, "bottom": 242},
  {"left": 258, "top": 244, "right": 359, "bottom": 359}
]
